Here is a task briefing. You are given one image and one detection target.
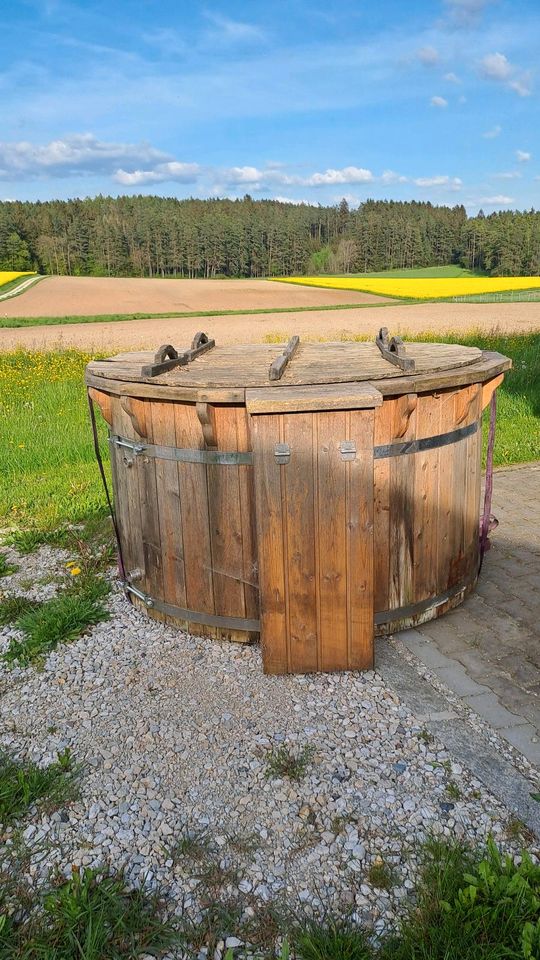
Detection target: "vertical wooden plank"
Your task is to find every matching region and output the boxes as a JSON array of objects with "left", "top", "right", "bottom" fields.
[
  {"left": 236, "top": 408, "right": 259, "bottom": 620},
  {"left": 316, "top": 411, "right": 348, "bottom": 672},
  {"left": 348, "top": 409, "right": 375, "bottom": 670},
  {"left": 283, "top": 412, "right": 318, "bottom": 673},
  {"left": 150, "top": 400, "right": 187, "bottom": 609},
  {"left": 109, "top": 397, "right": 146, "bottom": 587},
  {"left": 251, "top": 414, "right": 288, "bottom": 674},
  {"left": 388, "top": 394, "right": 417, "bottom": 610},
  {"left": 413, "top": 392, "right": 441, "bottom": 602},
  {"left": 207, "top": 406, "right": 246, "bottom": 618},
  {"left": 174, "top": 403, "right": 215, "bottom": 618},
  {"left": 373, "top": 399, "right": 393, "bottom": 614},
  {"left": 464, "top": 386, "right": 482, "bottom": 582},
  {"left": 136, "top": 399, "right": 164, "bottom": 600},
  {"left": 437, "top": 388, "right": 459, "bottom": 590}
]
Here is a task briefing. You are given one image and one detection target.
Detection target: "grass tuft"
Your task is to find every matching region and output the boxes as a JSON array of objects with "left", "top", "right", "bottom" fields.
[
  {"left": 0, "top": 594, "right": 42, "bottom": 626},
  {"left": 0, "top": 748, "right": 78, "bottom": 826},
  {"left": 1, "top": 866, "right": 179, "bottom": 959},
  {"left": 2, "top": 575, "right": 110, "bottom": 666},
  {"left": 265, "top": 744, "right": 315, "bottom": 781},
  {"left": 292, "top": 917, "right": 373, "bottom": 959},
  {"left": 0, "top": 553, "right": 18, "bottom": 578}
]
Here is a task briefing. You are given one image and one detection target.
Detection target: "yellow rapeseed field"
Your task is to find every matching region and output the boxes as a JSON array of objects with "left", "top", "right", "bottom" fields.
[
  {"left": 0, "top": 271, "right": 35, "bottom": 287},
  {"left": 275, "top": 276, "right": 540, "bottom": 300}
]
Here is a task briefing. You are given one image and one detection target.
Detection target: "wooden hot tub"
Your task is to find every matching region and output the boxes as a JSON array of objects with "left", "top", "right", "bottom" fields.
[{"left": 85, "top": 332, "right": 511, "bottom": 675}]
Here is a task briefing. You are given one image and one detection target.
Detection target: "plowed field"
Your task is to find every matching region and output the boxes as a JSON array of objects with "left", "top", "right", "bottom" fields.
[
  {"left": 1, "top": 300, "right": 539, "bottom": 353},
  {"left": 2, "top": 276, "right": 385, "bottom": 317}
]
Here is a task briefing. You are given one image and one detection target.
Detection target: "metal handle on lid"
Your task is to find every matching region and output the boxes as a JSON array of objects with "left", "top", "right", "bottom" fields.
[
  {"left": 141, "top": 332, "right": 216, "bottom": 377},
  {"left": 375, "top": 328, "right": 415, "bottom": 372}
]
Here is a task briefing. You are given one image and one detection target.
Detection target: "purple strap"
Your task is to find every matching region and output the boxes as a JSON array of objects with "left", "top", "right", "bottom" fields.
[{"left": 479, "top": 390, "right": 497, "bottom": 572}]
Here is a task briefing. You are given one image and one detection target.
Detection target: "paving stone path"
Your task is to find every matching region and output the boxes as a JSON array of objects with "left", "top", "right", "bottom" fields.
[{"left": 397, "top": 463, "right": 540, "bottom": 766}]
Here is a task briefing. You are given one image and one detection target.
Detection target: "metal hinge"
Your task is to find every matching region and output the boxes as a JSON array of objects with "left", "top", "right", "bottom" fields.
[
  {"left": 110, "top": 437, "right": 146, "bottom": 455},
  {"left": 274, "top": 443, "right": 291, "bottom": 464},
  {"left": 340, "top": 440, "right": 357, "bottom": 461},
  {"left": 123, "top": 582, "right": 155, "bottom": 607}
]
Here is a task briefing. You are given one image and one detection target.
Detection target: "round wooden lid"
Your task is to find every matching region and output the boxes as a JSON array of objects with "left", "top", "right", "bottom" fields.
[{"left": 86, "top": 337, "right": 484, "bottom": 389}]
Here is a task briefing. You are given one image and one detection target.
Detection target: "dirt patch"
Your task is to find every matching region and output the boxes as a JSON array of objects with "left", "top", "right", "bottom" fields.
[
  {"left": 1, "top": 276, "right": 386, "bottom": 317},
  {"left": 1, "top": 300, "right": 538, "bottom": 353}
]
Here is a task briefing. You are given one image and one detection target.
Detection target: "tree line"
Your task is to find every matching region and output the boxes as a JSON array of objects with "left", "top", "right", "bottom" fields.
[{"left": 0, "top": 194, "right": 539, "bottom": 278}]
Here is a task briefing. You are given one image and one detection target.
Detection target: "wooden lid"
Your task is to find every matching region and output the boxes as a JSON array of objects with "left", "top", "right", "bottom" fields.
[{"left": 86, "top": 338, "right": 484, "bottom": 390}]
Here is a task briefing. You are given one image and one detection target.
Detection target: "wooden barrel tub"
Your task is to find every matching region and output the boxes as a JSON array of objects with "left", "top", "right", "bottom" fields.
[{"left": 85, "top": 333, "right": 511, "bottom": 675}]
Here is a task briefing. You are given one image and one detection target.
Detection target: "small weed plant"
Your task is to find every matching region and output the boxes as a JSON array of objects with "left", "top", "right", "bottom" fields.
[
  {"left": 2, "top": 573, "right": 110, "bottom": 666},
  {"left": 265, "top": 744, "right": 315, "bottom": 781},
  {"left": 0, "top": 748, "right": 78, "bottom": 826},
  {"left": 0, "top": 594, "right": 41, "bottom": 626},
  {"left": 0, "top": 553, "right": 17, "bottom": 578},
  {"left": 0, "top": 867, "right": 179, "bottom": 959}
]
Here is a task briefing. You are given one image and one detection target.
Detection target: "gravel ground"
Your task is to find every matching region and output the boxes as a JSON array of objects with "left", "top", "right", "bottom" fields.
[{"left": 0, "top": 546, "right": 528, "bottom": 954}]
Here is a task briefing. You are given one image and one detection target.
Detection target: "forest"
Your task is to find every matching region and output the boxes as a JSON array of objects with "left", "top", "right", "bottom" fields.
[{"left": 0, "top": 194, "right": 539, "bottom": 278}]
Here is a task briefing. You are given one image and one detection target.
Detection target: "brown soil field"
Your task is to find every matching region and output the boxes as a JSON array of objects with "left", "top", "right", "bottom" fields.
[
  {"left": 1, "top": 300, "right": 539, "bottom": 353},
  {"left": 1, "top": 276, "right": 385, "bottom": 317}
]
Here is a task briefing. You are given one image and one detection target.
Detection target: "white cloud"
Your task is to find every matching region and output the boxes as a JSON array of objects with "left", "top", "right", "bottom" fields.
[
  {"left": 444, "top": 72, "right": 460, "bottom": 83},
  {"left": 444, "top": 0, "right": 494, "bottom": 27},
  {"left": 480, "top": 53, "right": 532, "bottom": 96},
  {"left": 516, "top": 150, "right": 531, "bottom": 162},
  {"left": 203, "top": 11, "right": 264, "bottom": 43},
  {"left": 417, "top": 46, "right": 439, "bottom": 66},
  {"left": 0, "top": 133, "right": 171, "bottom": 179},
  {"left": 493, "top": 171, "right": 521, "bottom": 179},
  {"left": 303, "top": 166, "right": 373, "bottom": 186},
  {"left": 413, "top": 175, "right": 462, "bottom": 189},
  {"left": 221, "top": 165, "right": 266, "bottom": 185},
  {"left": 431, "top": 95, "right": 448, "bottom": 107},
  {"left": 113, "top": 162, "right": 200, "bottom": 185},
  {"left": 381, "top": 170, "right": 408, "bottom": 184},
  {"left": 483, "top": 125, "right": 501, "bottom": 139},
  {"left": 479, "top": 194, "right": 514, "bottom": 204}
]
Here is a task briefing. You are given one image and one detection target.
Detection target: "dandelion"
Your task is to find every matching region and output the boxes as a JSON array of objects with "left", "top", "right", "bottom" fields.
[{"left": 69, "top": 567, "right": 81, "bottom": 577}]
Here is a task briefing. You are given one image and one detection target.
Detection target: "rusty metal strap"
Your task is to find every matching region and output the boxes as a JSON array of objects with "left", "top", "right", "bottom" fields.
[
  {"left": 375, "top": 579, "right": 471, "bottom": 625},
  {"left": 109, "top": 435, "right": 253, "bottom": 466},
  {"left": 374, "top": 419, "right": 478, "bottom": 459},
  {"left": 124, "top": 583, "right": 260, "bottom": 631}
]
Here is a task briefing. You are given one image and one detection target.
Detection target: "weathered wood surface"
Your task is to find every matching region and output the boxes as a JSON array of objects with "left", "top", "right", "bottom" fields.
[
  {"left": 251, "top": 408, "right": 375, "bottom": 674},
  {"left": 86, "top": 350, "right": 511, "bottom": 400},
  {"left": 246, "top": 382, "right": 383, "bottom": 413}
]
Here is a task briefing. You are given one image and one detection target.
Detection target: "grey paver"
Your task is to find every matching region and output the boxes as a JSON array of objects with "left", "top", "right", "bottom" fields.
[
  {"left": 400, "top": 463, "right": 540, "bottom": 767},
  {"left": 464, "top": 691, "right": 526, "bottom": 730}
]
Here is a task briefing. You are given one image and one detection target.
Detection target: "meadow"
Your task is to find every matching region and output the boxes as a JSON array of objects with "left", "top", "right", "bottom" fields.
[{"left": 0, "top": 333, "right": 538, "bottom": 537}]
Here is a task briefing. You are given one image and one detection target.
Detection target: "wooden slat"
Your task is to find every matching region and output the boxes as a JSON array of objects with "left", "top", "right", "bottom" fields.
[
  {"left": 174, "top": 404, "right": 215, "bottom": 618},
  {"left": 373, "top": 399, "right": 392, "bottom": 613},
  {"left": 250, "top": 414, "right": 288, "bottom": 674},
  {"left": 437, "top": 389, "right": 459, "bottom": 591},
  {"left": 348, "top": 409, "right": 375, "bottom": 669},
  {"left": 413, "top": 392, "right": 441, "bottom": 602},
  {"left": 150, "top": 401, "right": 187, "bottom": 610},
  {"left": 283, "top": 413, "right": 318, "bottom": 672},
  {"left": 316, "top": 411, "right": 348, "bottom": 671},
  {"left": 136, "top": 400, "right": 164, "bottom": 601},
  {"left": 464, "top": 386, "right": 482, "bottom": 581},
  {"left": 236, "top": 409, "right": 259, "bottom": 621},
  {"left": 388, "top": 394, "right": 417, "bottom": 610},
  {"left": 109, "top": 397, "right": 146, "bottom": 586},
  {"left": 207, "top": 406, "right": 246, "bottom": 620},
  {"left": 246, "top": 382, "right": 383, "bottom": 413}
]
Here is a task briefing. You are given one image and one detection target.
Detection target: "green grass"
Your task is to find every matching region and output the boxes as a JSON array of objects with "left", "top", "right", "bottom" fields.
[
  {"left": 0, "top": 595, "right": 42, "bottom": 626},
  {"left": 2, "top": 575, "right": 110, "bottom": 666},
  {"left": 0, "top": 552, "right": 18, "bottom": 577},
  {"left": 265, "top": 744, "right": 315, "bottom": 781},
  {"left": 0, "top": 748, "right": 78, "bottom": 826},
  {"left": 0, "top": 274, "right": 41, "bottom": 299},
  {"left": 0, "top": 867, "right": 179, "bottom": 959},
  {"left": 336, "top": 265, "right": 488, "bottom": 279},
  {"left": 0, "top": 300, "right": 405, "bottom": 329}
]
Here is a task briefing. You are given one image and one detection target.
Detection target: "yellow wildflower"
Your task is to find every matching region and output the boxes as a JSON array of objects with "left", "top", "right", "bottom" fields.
[{"left": 70, "top": 567, "right": 81, "bottom": 577}]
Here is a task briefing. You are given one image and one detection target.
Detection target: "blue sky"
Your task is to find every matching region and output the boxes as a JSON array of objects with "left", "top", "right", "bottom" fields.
[{"left": 1, "top": 0, "right": 539, "bottom": 211}]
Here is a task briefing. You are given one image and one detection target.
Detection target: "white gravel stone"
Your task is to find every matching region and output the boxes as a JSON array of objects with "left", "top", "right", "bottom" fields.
[{"left": 0, "top": 546, "right": 531, "bottom": 938}]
